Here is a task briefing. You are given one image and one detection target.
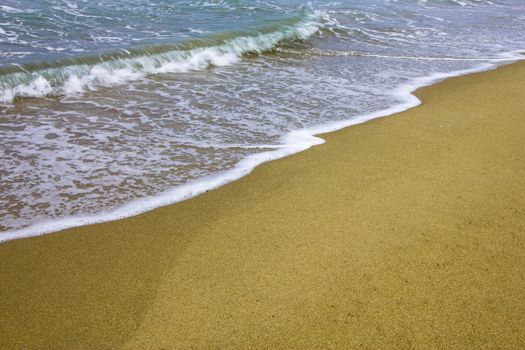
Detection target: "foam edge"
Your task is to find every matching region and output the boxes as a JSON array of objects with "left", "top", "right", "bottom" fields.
[{"left": 1, "top": 50, "right": 523, "bottom": 243}]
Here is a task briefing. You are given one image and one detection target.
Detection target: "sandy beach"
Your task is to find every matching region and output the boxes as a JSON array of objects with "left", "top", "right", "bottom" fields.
[{"left": 1, "top": 60, "right": 524, "bottom": 349}]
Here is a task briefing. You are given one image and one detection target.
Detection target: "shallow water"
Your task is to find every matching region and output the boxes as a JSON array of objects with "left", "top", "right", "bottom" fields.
[{"left": 1, "top": 0, "right": 524, "bottom": 239}]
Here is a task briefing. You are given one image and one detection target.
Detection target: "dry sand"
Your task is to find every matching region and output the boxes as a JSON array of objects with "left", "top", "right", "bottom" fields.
[{"left": 1, "top": 61, "right": 524, "bottom": 349}]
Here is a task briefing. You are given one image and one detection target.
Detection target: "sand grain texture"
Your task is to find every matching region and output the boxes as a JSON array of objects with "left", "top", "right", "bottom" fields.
[{"left": 1, "top": 62, "right": 525, "bottom": 349}]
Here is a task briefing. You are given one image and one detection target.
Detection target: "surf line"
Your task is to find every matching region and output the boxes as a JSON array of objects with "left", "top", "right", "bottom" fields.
[{"left": 278, "top": 48, "right": 520, "bottom": 62}]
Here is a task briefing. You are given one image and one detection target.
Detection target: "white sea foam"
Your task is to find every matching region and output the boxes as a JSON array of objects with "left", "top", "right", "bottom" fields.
[
  {"left": 0, "top": 5, "right": 25, "bottom": 13},
  {"left": 1, "top": 50, "right": 522, "bottom": 243},
  {"left": 0, "top": 13, "right": 322, "bottom": 104},
  {"left": 300, "top": 48, "right": 520, "bottom": 62},
  {"left": 0, "top": 76, "right": 53, "bottom": 103}
]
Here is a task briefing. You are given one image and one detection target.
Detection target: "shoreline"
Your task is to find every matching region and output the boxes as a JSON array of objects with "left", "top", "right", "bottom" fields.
[
  {"left": 1, "top": 51, "right": 522, "bottom": 243},
  {"left": 1, "top": 60, "right": 525, "bottom": 349}
]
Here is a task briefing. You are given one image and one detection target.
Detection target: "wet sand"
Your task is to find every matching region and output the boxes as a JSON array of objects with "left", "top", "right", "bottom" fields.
[{"left": 1, "top": 61, "right": 524, "bottom": 349}]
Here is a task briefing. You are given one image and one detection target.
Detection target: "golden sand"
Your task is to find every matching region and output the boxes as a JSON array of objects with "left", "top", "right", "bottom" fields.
[{"left": 1, "top": 61, "right": 524, "bottom": 349}]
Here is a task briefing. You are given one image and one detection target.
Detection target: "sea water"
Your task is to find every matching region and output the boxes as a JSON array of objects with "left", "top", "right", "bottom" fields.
[{"left": 0, "top": 0, "right": 524, "bottom": 241}]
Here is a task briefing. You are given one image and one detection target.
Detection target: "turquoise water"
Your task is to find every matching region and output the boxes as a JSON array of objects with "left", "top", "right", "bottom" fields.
[{"left": 0, "top": 0, "right": 524, "bottom": 237}]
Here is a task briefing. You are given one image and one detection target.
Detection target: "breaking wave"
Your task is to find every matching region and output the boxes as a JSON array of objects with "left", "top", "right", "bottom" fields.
[{"left": 0, "top": 10, "right": 321, "bottom": 104}]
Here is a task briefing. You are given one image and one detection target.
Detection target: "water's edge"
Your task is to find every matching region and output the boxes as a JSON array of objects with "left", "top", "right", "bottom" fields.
[{"left": 1, "top": 50, "right": 523, "bottom": 243}]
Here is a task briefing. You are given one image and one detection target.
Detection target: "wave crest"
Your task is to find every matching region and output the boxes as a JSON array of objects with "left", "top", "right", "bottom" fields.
[{"left": 0, "top": 10, "right": 321, "bottom": 104}]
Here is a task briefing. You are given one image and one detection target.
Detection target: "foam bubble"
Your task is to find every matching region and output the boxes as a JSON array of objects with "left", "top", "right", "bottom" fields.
[
  {"left": 0, "top": 5, "right": 25, "bottom": 13},
  {"left": 2, "top": 50, "right": 522, "bottom": 243},
  {"left": 0, "top": 12, "right": 322, "bottom": 104}
]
